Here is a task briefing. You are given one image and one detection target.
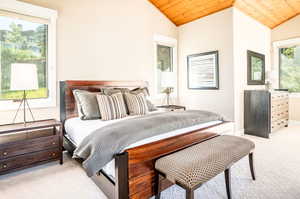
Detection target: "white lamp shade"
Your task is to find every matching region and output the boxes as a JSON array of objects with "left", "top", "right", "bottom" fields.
[
  {"left": 161, "top": 72, "right": 176, "bottom": 88},
  {"left": 10, "top": 63, "right": 39, "bottom": 91}
]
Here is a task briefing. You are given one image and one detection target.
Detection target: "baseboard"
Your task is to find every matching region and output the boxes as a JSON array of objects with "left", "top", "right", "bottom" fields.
[{"left": 235, "top": 129, "right": 244, "bottom": 136}]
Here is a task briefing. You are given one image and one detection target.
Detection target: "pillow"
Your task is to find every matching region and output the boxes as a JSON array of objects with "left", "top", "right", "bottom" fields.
[
  {"left": 73, "top": 90, "right": 101, "bottom": 120},
  {"left": 130, "top": 87, "right": 157, "bottom": 112},
  {"left": 131, "top": 87, "right": 150, "bottom": 96},
  {"left": 102, "top": 88, "right": 130, "bottom": 95},
  {"left": 146, "top": 100, "right": 158, "bottom": 112},
  {"left": 124, "top": 92, "right": 149, "bottom": 115},
  {"left": 96, "top": 92, "right": 127, "bottom": 121}
]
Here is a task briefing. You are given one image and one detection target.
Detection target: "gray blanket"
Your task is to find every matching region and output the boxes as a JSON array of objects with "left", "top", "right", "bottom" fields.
[{"left": 73, "top": 110, "right": 223, "bottom": 177}]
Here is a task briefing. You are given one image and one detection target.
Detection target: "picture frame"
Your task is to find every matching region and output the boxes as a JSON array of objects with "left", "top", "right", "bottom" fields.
[
  {"left": 247, "top": 50, "right": 265, "bottom": 85},
  {"left": 187, "top": 51, "right": 219, "bottom": 90}
]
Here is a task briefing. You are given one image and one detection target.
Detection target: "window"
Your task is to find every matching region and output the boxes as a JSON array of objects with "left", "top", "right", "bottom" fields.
[
  {"left": 156, "top": 44, "right": 173, "bottom": 93},
  {"left": 0, "top": 14, "right": 48, "bottom": 100},
  {"left": 154, "top": 35, "right": 177, "bottom": 97},
  {"left": 279, "top": 45, "right": 300, "bottom": 92},
  {"left": 0, "top": 1, "right": 57, "bottom": 110}
]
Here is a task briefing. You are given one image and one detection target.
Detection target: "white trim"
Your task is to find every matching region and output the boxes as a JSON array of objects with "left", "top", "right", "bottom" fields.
[
  {"left": 273, "top": 37, "right": 300, "bottom": 89},
  {"left": 153, "top": 34, "right": 178, "bottom": 101},
  {"left": 289, "top": 120, "right": 300, "bottom": 126},
  {"left": 0, "top": 0, "right": 57, "bottom": 110}
]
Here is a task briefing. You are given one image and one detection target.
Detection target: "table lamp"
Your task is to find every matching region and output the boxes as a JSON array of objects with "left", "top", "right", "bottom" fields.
[
  {"left": 10, "top": 63, "right": 38, "bottom": 125},
  {"left": 161, "top": 72, "right": 176, "bottom": 105}
]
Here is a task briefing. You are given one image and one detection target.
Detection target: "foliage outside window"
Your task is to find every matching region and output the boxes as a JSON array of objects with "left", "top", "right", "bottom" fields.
[
  {"left": 0, "top": 15, "right": 48, "bottom": 100},
  {"left": 156, "top": 45, "right": 173, "bottom": 93},
  {"left": 279, "top": 46, "right": 300, "bottom": 92}
]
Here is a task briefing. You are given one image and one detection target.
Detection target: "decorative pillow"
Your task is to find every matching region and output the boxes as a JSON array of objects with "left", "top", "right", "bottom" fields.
[
  {"left": 131, "top": 87, "right": 157, "bottom": 112},
  {"left": 124, "top": 92, "right": 149, "bottom": 115},
  {"left": 102, "top": 88, "right": 130, "bottom": 95},
  {"left": 73, "top": 90, "right": 101, "bottom": 120},
  {"left": 131, "top": 87, "right": 150, "bottom": 96},
  {"left": 146, "top": 100, "right": 158, "bottom": 112},
  {"left": 96, "top": 92, "right": 127, "bottom": 121}
]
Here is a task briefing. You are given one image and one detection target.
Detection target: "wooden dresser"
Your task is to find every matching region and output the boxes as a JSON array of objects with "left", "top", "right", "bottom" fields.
[
  {"left": 0, "top": 119, "right": 63, "bottom": 175},
  {"left": 244, "top": 90, "right": 289, "bottom": 138}
]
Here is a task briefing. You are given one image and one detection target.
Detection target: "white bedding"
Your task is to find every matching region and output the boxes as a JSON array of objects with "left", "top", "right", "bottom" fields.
[{"left": 64, "top": 112, "right": 223, "bottom": 179}]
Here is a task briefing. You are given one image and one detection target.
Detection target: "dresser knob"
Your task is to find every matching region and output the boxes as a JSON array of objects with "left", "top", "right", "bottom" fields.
[
  {"left": 51, "top": 153, "right": 56, "bottom": 157},
  {"left": 2, "top": 164, "right": 7, "bottom": 169},
  {"left": 52, "top": 142, "right": 56, "bottom": 145},
  {"left": 3, "top": 152, "right": 7, "bottom": 156}
]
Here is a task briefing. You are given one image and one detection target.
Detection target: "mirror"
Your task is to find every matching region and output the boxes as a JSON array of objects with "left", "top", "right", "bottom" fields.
[{"left": 247, "top": 50, "right": 265, "bottom": 85}]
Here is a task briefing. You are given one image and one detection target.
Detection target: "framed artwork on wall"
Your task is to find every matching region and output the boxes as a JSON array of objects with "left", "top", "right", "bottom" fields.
[
  {"left": 247, "top": 50, "right": 265, "bottom": 85},
  {"left": 187, "top": 51, "right": 219, "bottom": 90}
]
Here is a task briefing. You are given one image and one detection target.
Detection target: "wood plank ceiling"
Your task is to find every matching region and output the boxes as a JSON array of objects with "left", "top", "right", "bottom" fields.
[{"left": 148, "top": 0, "right": 300, "bottom": 28}]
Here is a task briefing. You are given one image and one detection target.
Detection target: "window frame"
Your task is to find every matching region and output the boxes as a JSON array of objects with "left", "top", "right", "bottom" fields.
[
  {"left": 0, "top": 0, "right": 57, "bottom": 110},
  {"left": 153, "top": 34, "right": 177, "bottom": 99}
]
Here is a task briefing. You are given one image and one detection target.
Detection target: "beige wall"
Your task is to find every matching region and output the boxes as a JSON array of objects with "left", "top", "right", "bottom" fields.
[
  {"left": 271, "top": 14, "right": 300, "bottom": 121},
  {"left": 0, "top": 0, "right": 177, "bottom": 124},
  {"left": 272, "top": 15, "right": 300, "bottom": 42},
  {"left": 233, "top": 8, "right": 271, "bottom": 130},
  {"left": 178, "top": 8, "right": 235, "bottom": 121}
]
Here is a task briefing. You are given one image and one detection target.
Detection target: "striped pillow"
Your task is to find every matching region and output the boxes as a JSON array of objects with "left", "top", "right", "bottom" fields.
[
  {"left": 96, "top": 93, "right": 127, "bottom": 121},
  {"left": 124, "top": 93, "right": 149, "bottom": 115}
]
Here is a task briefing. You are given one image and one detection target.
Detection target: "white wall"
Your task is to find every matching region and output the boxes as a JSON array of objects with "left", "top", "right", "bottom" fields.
[
  {"left": 271, "top": 14, "right": 300, "bottom": 121},
  {"left": 233, "top": 8, "right": 271, "bottom": 131},
  {"left": 178, "top": 8, "right": 235, "bottom": 121},
  {"left": 0, "top": 0, "right": 178, "bottom": 124}
]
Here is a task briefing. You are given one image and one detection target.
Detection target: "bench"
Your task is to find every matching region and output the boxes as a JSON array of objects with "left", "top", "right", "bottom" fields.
[{"left": 155, "top": 135, "right": 255, "bottom": 199}]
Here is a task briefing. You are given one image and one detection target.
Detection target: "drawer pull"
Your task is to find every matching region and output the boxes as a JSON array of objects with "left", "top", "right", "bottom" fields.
[
  {"left": 3, "top": 152, "right": 7, "bottom": 156},
  {"left": 52, "top": 142, "right": 56, "bottom": 145},
  {"left": 50, "top": 153, "right": 56, "bottom": 157},
  {"left": 2, "top": 164, "right": 7, "bottom": 169}
]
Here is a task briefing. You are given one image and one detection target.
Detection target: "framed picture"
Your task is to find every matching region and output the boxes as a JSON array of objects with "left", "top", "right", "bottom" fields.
[
  {"left": 187, "top": 51, "right": 219, "bottom": 90},
  {"left": 247, "top": 50, "right": 265, "bottom": 85}
]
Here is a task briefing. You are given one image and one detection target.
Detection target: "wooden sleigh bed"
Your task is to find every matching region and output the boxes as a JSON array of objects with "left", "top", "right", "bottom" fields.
[{"left": 60, "top": 80, "right": 231, "bottom": 199}]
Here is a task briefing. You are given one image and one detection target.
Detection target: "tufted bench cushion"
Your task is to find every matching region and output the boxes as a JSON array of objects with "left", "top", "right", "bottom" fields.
[{"left": 155, "top": 135, "right": 255, "bottom": 189}]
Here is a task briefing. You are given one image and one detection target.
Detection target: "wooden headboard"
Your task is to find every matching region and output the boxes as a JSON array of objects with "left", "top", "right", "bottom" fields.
[{"left": 59, "top": 80, "right": 149, "bottom": 123}]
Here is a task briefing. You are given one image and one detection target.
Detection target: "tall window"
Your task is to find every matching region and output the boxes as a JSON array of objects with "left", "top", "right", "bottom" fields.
[
  {"left": 156, "top": 44, "right": 173, "bottom": 93},
  {"left": 0, "top": 13, "right": 48, "bottom": 100},
  {"left": 279, "top": 46, "right": 300, "bottom": 92}
]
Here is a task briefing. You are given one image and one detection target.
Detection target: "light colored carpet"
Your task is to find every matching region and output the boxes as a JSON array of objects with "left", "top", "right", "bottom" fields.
[{"left": 1, "top": 125, "right": 300, "bottom": 199}]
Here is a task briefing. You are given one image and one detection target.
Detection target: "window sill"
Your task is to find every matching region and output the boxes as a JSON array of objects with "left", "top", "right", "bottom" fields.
[
  {"left": 0, "top": 97, "right": 56, "bottom": 111},
  {"left": 289, "top": 93, "right": 300, "bottom": 98}
]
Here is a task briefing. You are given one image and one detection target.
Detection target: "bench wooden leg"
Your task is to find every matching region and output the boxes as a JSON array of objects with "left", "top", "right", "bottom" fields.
[
  {"left": 249, "top": 153, "right": 256, "bottom": 181},
  {"left": 186, "top": 189, "right": 194, "bottom": 199},
  {"left": 225, "top": 168, "right": 232, "bottom": 199},
  {"left": 155, "top": 173, "right": 161, "bottom": 199}
]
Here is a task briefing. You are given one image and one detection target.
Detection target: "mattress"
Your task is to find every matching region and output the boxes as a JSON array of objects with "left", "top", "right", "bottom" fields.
[{"left": 64, "top": 113, "right": 223, "bottom": 179}]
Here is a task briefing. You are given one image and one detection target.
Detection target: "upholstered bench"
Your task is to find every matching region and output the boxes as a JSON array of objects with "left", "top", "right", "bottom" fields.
[{"left": 155, "top": 135, "right": 255, "bottom": 199}]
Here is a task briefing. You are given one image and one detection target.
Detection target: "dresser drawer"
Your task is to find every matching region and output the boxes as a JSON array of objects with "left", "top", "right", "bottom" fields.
[
  {"left": 0, "top": 148, "right": 60, "bottom": 173},
  {"left": 0, "top": 135, "right": 59, "bottom": 160}
]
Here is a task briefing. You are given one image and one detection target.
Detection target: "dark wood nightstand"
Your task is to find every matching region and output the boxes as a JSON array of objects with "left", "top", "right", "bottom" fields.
[
  {"left": 156, "top": 105, "right": 186, "bottom": 112},
  {"left": 0, "top": 119, "right": 63, "bottom": 175}
]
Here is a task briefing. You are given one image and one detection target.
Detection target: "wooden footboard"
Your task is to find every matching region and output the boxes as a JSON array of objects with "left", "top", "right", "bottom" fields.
[{"left": 124, "top": 128, "right": 220, "bottom": 199}]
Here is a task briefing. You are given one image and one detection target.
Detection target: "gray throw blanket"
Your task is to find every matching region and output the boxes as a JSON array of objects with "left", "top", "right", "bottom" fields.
[{"left": 73, "top": 110, "right": 223, "bottom": 177}]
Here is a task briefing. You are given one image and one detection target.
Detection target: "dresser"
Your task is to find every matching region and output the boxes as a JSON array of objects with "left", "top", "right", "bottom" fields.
[
  {"left": 244, "top": 90, "right": 289, "bottom": 138},
  {"left": 0, "top": 120, "right": 63, "bottom": 175}
]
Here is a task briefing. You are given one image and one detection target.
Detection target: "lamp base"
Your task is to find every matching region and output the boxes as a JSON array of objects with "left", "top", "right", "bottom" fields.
[{"left": 12, "top": 90, "right": 35, "bottom": 125}]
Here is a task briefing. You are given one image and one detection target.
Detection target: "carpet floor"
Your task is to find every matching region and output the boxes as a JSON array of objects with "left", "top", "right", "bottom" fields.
[{"left": 1, "top": 125, "right": 300, "bottom": 199}]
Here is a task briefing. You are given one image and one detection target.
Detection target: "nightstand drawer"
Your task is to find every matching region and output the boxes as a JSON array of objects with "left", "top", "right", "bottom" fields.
[
  {"left": 0, "top": 135, "right": 59, "bottom": 160},
  {"left": 0, "top": 148, "right": 60, "bottom": 173}
]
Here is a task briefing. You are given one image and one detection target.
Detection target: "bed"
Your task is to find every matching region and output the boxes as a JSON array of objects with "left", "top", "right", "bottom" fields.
[{"left": 60, "top": 80, "right": 234, "bottom": 199}]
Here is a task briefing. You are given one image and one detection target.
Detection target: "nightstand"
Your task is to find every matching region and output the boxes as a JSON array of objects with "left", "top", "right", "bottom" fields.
[
  {"left": 156, "top": 105, "right": 186, "bottom": 111},
  {"left": 0, "top": 119, "right": 63, "bottom": 175}
]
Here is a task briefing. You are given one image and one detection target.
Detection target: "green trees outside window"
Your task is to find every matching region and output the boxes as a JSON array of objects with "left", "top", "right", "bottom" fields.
[
  {"left": 280, "top": 46, "right": 300, "bottom": 92},
  {"left": 0, "top": 16, "right": 48, "bottom": 100}
]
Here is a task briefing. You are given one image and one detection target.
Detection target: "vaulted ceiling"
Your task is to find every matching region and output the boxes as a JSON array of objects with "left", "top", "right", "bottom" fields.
[{"left": 148, "top": 0, "right": 300, "bottom": 28}]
